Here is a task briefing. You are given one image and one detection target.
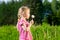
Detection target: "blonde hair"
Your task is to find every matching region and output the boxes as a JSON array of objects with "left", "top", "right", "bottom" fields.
[{"left": 18, "top": 6, "right": 30, "bottom": 19}]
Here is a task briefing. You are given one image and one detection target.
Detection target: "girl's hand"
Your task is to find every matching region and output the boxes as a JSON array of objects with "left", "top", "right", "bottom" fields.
[
  {"left": 30, "top": 19, "right": 34, "bottom": 25},
  {"left": 26, "top": 20, "right": 34, "bottom": 31}
]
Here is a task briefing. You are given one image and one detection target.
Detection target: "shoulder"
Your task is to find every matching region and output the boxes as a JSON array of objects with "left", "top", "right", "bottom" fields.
[{"left": 18, "top": 18, "right": 25, "bottom": 24}]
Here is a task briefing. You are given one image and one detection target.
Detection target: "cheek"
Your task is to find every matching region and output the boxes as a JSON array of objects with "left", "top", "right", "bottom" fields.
[
  {"left": 28, "top": 14, "right": 30, "bottom": 17},
  {"left": 26, "top": 10, "right": 30, "bottom": 18},
  {"left": 26, "top": 14, "right": 30, "bottom": 18}
]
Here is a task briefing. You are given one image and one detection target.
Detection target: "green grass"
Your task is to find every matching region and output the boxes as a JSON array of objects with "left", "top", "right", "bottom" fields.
[
  {"left": 0, "top": 25, "right": 19, "bottom": 40},
  {"left": 0, "top": 23, "right": 60, "bottom": 40}
]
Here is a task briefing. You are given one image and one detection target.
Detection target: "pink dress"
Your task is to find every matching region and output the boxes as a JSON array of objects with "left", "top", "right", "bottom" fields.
[{"left": 17, "top": 18, "right": 33, "bottom": 40}]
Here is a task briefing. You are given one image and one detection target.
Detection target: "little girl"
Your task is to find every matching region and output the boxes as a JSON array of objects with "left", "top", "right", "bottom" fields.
[{"left": 17, "top": 6, "right": 34, "bottom": 40}]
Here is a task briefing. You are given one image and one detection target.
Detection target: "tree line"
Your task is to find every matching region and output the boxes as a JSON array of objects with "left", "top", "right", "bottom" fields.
[{"left": 0, "top": 0, "right": 60, "bottom": 26}]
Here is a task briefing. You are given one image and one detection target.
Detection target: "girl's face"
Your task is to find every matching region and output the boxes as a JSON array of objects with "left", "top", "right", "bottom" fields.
[{"left": 25, "top": 9, "right": 30, "bottom": 19}]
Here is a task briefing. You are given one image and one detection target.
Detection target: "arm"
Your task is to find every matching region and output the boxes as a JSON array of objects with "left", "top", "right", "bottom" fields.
[
  {"left": 21, "top": 23, "right": 27, "bottom": 31},
  {"left": 17, "top": 19, "right": 27, "bottom": 32},
  {"left": 27, "top": 20, "right": 34, "bottom": 31},
  {"left": 21, "top": 20, "right": 34, "bottom": 31}
]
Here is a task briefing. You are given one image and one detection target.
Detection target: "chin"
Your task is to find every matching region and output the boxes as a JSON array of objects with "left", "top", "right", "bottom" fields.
[{"left": 27, "top": 18, "right": 29, "bottom": 19}]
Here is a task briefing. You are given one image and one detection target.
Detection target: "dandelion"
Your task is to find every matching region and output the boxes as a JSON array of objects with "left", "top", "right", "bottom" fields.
[{"left": 31, "top": 15, "right": 35, "bottom": 19}]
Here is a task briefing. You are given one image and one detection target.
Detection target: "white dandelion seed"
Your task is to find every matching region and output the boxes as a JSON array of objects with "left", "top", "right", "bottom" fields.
[{"left": 31, "top": 15, "right": 35, "bottom": 19}]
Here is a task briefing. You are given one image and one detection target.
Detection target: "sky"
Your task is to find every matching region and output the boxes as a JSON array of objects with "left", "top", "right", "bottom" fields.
[
  {"left": 48, "top": 0, "right": 52, "bottom": 2},
  {"left": 43, "top": 0, "right": 52, "bottom": 3}
]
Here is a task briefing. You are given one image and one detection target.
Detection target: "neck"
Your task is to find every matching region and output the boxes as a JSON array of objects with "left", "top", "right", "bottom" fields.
[{"left": 21, "top": 17, "right": 26, "bottom": 21}]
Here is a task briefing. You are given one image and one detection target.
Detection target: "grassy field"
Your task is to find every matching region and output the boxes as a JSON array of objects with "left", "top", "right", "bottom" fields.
[{"left": 0, "top": 23, "right": 60, "bottom": 40}]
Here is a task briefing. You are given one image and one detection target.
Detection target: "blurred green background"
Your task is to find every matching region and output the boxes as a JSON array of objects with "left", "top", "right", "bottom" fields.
[
  {"left": 0, "top": 0, "right": 60, "bottom": 25},
  {"left": 0, "top": 0, "right": 60, "bottom": 40}
]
